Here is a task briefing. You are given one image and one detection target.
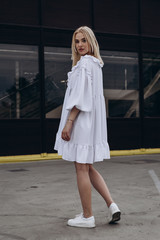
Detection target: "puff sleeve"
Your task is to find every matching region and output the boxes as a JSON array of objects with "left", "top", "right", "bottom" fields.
[{"left": 66, "top": 65, "right": 93, "bottom": 112}]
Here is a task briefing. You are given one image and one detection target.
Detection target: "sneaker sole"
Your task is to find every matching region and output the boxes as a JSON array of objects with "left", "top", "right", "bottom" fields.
[
  {"left": 67, "top": 223, "right": 96, "bottom": 228},
  {"left": 109, "top": 211, "right": 121, "bottom": 224}
]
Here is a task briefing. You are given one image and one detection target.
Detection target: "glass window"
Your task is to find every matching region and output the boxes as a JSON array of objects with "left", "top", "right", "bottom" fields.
[
  {"left": 44, "top": 48, "right": 139, "bottom": 119},
  {"left": 143, "top": 53, "right": 160, "bottom": 117},
  {"left": 101, "top": 51, "right": 139, "bottom": 117},
  {"left": 0, "top": 44, "right": 40, "bottom": 119},
  {"left": 44, "top": 47, "right": 71, "bottom": 118}
]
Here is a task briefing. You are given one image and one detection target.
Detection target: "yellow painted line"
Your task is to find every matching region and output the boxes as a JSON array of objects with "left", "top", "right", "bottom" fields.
[{"left": 0, "top": 148, "right": 160, "bottom": 163}]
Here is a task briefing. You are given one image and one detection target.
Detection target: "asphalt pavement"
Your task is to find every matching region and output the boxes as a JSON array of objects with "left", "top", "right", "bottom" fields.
[{"left": 0, "top": 154, "right": 160, "bottom": 240}]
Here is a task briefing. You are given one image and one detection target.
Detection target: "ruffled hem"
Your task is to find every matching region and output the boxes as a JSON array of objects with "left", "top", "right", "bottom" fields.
[{"left": 54, "top": 135, "right": 110, "bottom": 164}]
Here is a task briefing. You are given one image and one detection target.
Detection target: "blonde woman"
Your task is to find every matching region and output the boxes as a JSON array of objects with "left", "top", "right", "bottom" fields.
[{"left": 54, "top": 26, "right": 121, "bottom": 228}]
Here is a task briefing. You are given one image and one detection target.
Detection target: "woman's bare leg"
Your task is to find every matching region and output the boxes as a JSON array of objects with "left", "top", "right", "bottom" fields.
[
  {"left": 89, "top": 165, "right": 113, "bottom": 207},
  {"left": 74, "top": 162, "right": 93, "bottom": 218}
]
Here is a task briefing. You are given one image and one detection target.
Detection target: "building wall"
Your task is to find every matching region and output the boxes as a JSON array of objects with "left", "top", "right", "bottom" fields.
[{"left": 0, "top": 0, "right": 160, "bottom": 156}]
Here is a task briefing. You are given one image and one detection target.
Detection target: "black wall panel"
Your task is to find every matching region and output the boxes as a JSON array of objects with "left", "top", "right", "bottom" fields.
[
  {"left": 142, "top": 38, "right": 160, "bottom": 53},
  {"left": 97, "top": 34, "right": 139, "bottom": 52},
  {"left": 43, "top": 0, "right": 92, "bottom": 29},
  {"left": 141, "top": 0, "right": 160, "bottom": 37},
  {"left": 44, "top": 29, "right": 73, "bottom": 47},
  {"left": 143, "top": 118, "right": 160, "bottom": 148},
  {"left": 108, "top": 119, "right": 141, "bottom": 150},
  {"left": 46, "top": 119, "right": 60, "bottom": 153},
  {"left": 0, "top": 120, "right": 41, "bottom": 156},
  {"left": 94, "top": 0, "right": 139, "bottom": 35},
  {"left": 0, "top": 25, "right": 40, "bottom": 45},
  {"left": 0, "top": 0, "right": 39, "bottom": 25}
]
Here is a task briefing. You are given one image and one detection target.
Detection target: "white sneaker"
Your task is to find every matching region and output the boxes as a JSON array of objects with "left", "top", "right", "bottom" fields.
[
  {"left": 67, "top": 213, "right": 96, "bottom": 228},
  {"left": 109, "top": 203, "right": 121, "bottom": 224}
]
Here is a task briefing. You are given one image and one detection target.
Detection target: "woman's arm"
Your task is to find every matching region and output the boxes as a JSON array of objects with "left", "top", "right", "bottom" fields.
[
  {"left": 61, "top": 106, "right": 80, "bottom": 141},
  {"left": 68, "top": 106, "right": 80, "bottom": 121}
]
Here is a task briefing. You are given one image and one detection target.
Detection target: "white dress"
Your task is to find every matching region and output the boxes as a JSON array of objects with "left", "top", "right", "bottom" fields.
[{"left": 54, "top": 55, "right": 110, "bottom": 164}]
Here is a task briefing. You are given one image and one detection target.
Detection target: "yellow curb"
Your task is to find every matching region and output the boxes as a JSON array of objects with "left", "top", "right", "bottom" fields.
[
  {"left": 0, "top": 148, "right": 159, "bottom": 163},
  {"left": 110, "top": 148, "right": 160, "bottom": 156},
  {"left": 0, "top": 153, "right": 62, "bottom": 164}
]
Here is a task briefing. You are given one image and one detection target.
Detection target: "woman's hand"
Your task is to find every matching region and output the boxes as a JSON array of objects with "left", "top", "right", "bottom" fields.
[{"left": 61, "top": 121, "right": 73, "bottom": 141}]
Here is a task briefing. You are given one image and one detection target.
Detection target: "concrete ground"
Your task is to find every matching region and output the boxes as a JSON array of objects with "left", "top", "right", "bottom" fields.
[{"left": 0, "top": 154, "right": 160, "bottom": 240}]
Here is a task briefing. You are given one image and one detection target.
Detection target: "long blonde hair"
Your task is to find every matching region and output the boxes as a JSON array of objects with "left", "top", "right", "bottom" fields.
[{"left": 71, "top": 26, "right": 104, "bottom": 67}]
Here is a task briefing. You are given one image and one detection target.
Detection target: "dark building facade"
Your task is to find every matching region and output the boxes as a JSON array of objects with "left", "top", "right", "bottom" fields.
[{"left": 0, "top": 0, "right": 160, "bottom": 156}]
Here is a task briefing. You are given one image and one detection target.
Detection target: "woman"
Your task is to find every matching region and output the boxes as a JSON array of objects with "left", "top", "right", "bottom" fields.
[{"left": 54, "top": 26, "right": 121, "bottom": 228}]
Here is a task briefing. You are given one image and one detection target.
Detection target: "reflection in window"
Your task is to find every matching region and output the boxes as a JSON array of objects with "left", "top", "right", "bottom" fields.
[
  {"left": 143, "top": 53, "right": 160, "bottom": 117},
  {"left": 0, "top": 44, "right": 39, "bottom": 119},
  {"left": 102, "top": 51, "right": 139, "bottom": 117},
  {"left": 45, "top": 47, "right": 71, "bottom": 118}
]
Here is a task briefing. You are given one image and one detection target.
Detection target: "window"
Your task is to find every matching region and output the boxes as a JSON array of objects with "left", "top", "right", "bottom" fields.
[
  {"left": 101, "top": 51, "right": 139, "bottom": 117},
  {"left": 44, "top": 48, "right": 139, "bottom": 119},
  {"left": 0, "top": 44, "right": 39, "bottom": 119},
  {"left": 143, "top": 53, "right": 160, "bottom": 117},
  {"left": 44, "top": 47, "right": 71, "bottom": 118}
]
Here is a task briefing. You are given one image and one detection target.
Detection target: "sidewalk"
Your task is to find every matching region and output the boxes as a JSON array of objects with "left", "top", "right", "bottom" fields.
[{"left": 0, "top": 154, "right": 160, "bottom": 240}]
